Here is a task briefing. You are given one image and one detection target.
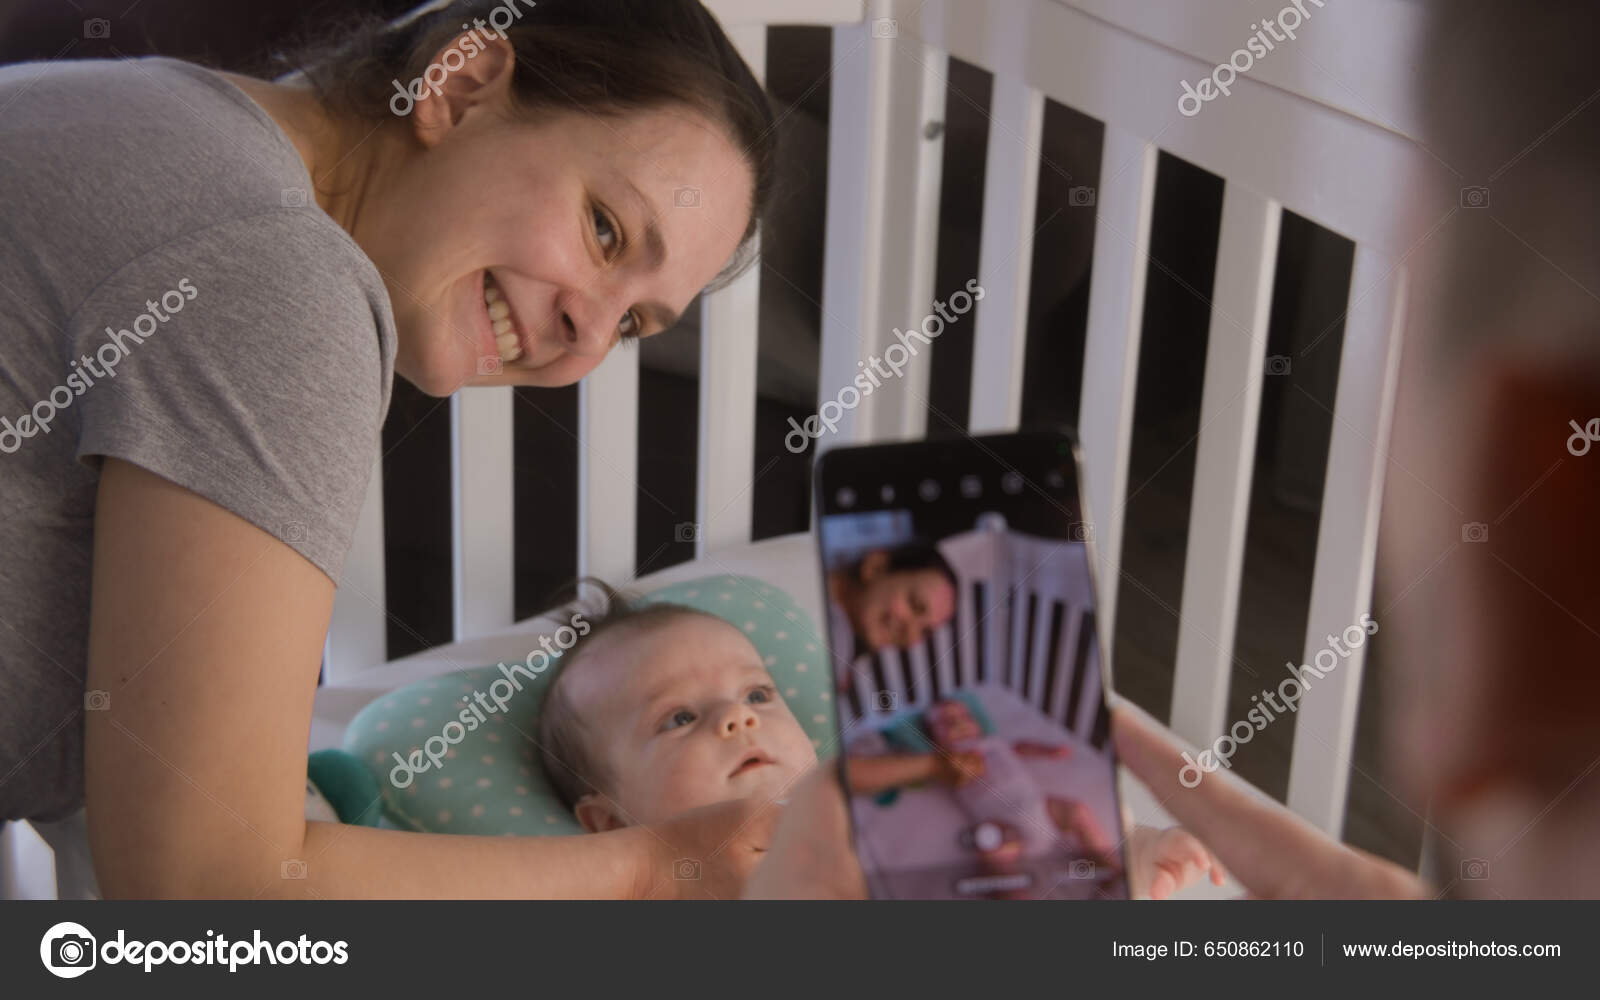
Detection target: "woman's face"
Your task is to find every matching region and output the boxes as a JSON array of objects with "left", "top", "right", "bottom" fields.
[
  {"left": 850, "top": 558, "right": 957, "bottom": 650},
  {"left": 359, "top": 39, "right": 755, "bottom": 396}
]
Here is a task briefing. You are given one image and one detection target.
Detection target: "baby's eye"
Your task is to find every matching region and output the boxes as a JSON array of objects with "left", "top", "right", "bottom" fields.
[
  {"left": 662, "top": 708, "right": 697, "bottom": 731},
  {"left": 747, "top": 685, "right": 776, "bottom": 705}
]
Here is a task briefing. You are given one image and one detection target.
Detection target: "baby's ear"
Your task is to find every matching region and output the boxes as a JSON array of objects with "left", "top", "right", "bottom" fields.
[{"left": 574, "top": 795, "right": 627, "bottom": 833}]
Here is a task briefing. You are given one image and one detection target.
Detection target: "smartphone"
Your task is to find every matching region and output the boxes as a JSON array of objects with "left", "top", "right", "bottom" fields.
[{"left": 814, "top": 429, "right": 1128, "bottom": 899}]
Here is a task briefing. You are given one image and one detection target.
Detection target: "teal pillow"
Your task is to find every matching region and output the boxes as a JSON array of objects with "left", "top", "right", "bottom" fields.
[{"left": 343, "top": 575, "right": 836, "bottom": 836}]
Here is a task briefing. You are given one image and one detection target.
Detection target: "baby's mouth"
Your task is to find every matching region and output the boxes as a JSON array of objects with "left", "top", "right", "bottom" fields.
[{"left": 729, "top": 750, "right": 775, "bottom": 779}]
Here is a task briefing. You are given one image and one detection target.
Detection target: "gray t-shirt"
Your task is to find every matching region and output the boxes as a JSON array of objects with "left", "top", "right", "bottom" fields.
[{"left": 0, "top": 56, "right": 396, "bottom": 821}]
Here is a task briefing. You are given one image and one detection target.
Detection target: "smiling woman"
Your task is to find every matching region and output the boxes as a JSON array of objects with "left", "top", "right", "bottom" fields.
[
  {"left": 0, "top": 0, "right": 781, "bottom": 900},
  {"left": 257, "top": 0, "right": 777, "bottom": 394}
]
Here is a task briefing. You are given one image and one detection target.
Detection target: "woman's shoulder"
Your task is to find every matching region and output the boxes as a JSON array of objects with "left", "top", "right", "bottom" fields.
[{"left": 0, "top": 55, "right": 349, "bottom": 295}]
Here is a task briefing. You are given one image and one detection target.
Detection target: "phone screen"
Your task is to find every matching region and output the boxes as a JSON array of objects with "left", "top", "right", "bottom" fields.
[{"left": 815, "top": 430, "right": 1128, "bottom": 899}]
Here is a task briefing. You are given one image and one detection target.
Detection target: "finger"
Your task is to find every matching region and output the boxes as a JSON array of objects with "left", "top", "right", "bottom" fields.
[{"left": 1148, "top": 869, "right": 1175, "bottom": 901}]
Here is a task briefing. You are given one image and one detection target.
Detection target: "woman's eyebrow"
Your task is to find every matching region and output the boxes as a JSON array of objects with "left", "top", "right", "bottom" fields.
[
  {"left": 623, "top": 178, "right": 669, "bottom": 269},
  {"left": 621, "top": 179, "right": 685, "bottom": 332}
]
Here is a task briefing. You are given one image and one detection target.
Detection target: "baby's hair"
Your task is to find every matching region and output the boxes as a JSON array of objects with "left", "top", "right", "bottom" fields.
[{"left": 536, "top": 579, "right": 724, "bottom": 812}]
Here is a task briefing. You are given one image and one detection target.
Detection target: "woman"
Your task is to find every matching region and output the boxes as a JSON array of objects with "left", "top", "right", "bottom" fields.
[
  {"left": 826, "top": 541, "right": 959, "bottom": 654},
  {"left": 0, "top": 0, "right": 779, "bottom": 898}
]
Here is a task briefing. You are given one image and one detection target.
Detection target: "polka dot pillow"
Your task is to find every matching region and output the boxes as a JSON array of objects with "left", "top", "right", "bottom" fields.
[{"left": 343, "top": 575, "right": 837, "bottom": 837}]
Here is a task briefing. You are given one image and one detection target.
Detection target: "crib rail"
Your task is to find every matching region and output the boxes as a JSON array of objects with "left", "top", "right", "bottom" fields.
[{"left": 327, "top": 0, "right": 1430, "bottom": 839}]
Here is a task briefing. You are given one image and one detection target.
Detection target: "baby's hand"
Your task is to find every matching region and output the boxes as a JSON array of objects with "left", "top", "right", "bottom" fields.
[
  {"left": 936, "top": 749, "right": 986, "bottom": 787},
  {"left": 1129, "top": 825, "right": 1226, "bottom": 900}
]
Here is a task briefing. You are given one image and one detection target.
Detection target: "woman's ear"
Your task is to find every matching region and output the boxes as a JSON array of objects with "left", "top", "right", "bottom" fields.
[
  {"left": 574, "top": 794, "right": 627, "bottom": 833},
  {"left": 408, "top": 34, "right": 519, "bottom": 142},
  {"left": 858, "top": 550, "right": 891, "bottom": 582}
]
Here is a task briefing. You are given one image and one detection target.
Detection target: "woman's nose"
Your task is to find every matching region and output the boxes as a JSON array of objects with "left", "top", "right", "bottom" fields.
[
  {"left": 716, "top": 702, "right": 759, "bottom": 737},
  {"left": 556, "top": 287, "right": 624, "bottom": 358}
]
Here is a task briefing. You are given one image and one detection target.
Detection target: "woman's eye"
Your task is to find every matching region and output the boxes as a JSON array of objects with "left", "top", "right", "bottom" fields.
[
  {"left": 663, "top": 708, "right": 696, "bottom": 731},
  {"left": 618, "top": 310, "right": 640, "bottom": 340},
  {"left": 593, "top": 206, "right": 620, "bottom": 255}
]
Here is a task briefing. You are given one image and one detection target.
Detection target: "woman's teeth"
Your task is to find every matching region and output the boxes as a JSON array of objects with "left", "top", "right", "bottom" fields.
[{"left": 484, "top": 274, "right": 522, "bottom": 362}]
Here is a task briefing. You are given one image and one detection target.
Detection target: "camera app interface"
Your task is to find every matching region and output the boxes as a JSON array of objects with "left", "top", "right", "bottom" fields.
[{"left": 820, "top": 438, "right": 1127, "bottom": 899}]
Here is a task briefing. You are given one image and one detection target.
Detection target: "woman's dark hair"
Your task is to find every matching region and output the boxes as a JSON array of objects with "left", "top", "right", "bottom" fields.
[
  {"left": 270, "top": 0, "right": 777, "bottom": 286},
  {"left": 535, "top": 579, "right": 724, "bottom": 811},
  {"left": 848, "top": 539, "right": 958, "bottom": 589}
]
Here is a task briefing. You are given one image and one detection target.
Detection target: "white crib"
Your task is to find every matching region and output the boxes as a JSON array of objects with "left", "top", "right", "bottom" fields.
[{"left": 7, "top": 0, "right": 1438, "bottom": 898}]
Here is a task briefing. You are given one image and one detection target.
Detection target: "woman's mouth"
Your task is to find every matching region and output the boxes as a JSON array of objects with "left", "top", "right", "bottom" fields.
[
  {"left": 729, "top": 751, "right": 775, "bottom": 779},
  {"left": 481, "top": 270, "right": 529, "bottom": 366}
]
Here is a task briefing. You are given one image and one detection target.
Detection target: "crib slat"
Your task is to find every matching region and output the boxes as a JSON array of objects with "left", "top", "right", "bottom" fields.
[
  {"left": 873, "top": 42, "right": 949, "bottom": 440},
  {"left": 324, "top": 454, "right": 387, "bottom": 682},
  {"left": 967, "top": 70, "right": 1044, "bottom": 433},
  {"left": 1168, "top": 187, "right": 1282, "bottom": 748},
  {"left": 816, "top": 19, "right": 892, "bottom": 448},
  {"left": 1286, "top": 253, "right": 1407, "bottom": 835},
  {"left": 578, "top": 350, "right": 640, "bottom": 584},
  {"left": 695, "top": 25, "right": 765, "bottom": 556},
  {"left": 1077, "top": 128, "right": 1158, "bottom": 645},
  {"left": 450, "top": 387, "right": 515, "bottom": 639}
]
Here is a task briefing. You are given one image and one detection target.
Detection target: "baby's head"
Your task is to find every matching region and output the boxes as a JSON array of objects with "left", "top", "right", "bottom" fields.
[
  {"left": 924, "top": 698, "right": 983, "bottom": 748},
  {"left": 538, "top": 599, "right": 818, "bottom": 831}
]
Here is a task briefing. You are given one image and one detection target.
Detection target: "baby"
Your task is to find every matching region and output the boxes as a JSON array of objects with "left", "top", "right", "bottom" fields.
[
  {"left": 537, "top": 600, "right": 817, "bottom": 832},
  {"left": 848, "top": 696, "right": 1224, "bottom": 899},
  {"left": 538, "top": 597, "right": 1219, "bottom": 899}
]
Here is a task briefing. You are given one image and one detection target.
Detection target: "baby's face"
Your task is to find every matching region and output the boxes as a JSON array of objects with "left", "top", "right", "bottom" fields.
[
  {"left": 566, "top": 613, "right": 818, "bottom": 826},
  {"left": 926, "top": 699, "right": 982, "bottom": 747}
]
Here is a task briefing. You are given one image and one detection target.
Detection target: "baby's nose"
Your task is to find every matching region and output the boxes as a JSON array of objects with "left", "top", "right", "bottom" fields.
[{"left": 718, "top": 703, "right": 759, "bottom": 736}]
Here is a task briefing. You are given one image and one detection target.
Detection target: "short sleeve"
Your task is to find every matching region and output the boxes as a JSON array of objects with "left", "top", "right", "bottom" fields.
[{"left": 69, "top": 211, "right": 394, "bottom": 582}]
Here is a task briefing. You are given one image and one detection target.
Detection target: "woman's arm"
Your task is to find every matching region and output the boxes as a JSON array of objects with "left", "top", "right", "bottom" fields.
[
  {"left": 84, "top": 459, "right": 770, "bottom": 899},
  {"left": 1110, "top": 706, "right": 1427, "bottom": 900}
]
